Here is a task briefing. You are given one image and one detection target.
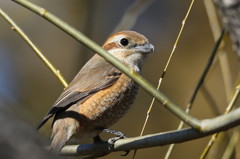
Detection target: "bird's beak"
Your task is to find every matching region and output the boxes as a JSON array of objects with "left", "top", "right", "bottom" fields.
[{"left": 135, "top": 43, "right": 154, "bottom": 54}]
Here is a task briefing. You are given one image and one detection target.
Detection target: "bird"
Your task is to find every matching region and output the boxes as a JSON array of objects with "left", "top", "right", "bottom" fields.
[{"left": 37, "top": 30, "right": 154, "bottom": 154}]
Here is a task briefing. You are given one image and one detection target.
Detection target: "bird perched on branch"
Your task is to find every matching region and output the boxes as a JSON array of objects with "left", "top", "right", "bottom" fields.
[{"left": 37, "top": 30, "right": 154, "bottom": 154}]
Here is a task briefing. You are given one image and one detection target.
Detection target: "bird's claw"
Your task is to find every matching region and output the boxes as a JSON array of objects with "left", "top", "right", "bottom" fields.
[
  {"left": 96, "top": 128, "right": 130, "bottom": 156},
  {"left": 107, "top": 133, "right": 129, "bottom": 156},
  {"left": 107, "top": 131, "right": 127, "bottom": 145},
  {"left": 108, "top": 136, "right": 123, "bottom": 145}
]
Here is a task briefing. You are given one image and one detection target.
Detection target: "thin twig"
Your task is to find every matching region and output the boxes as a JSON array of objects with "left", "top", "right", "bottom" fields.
[
  {"left": 204, "top": 0, "right": 233, "bottom": 101},
  {"left": 188, "top": 29, "right": 225, "bottom": 109},
  {"left": 12, "top": 0, "right": 202, "bottom": 130},
  {"left": 136, "top": 1, "right": 196, "bottom": 158},
  {"left": 0, "top": 8, "right": 68, "bottom": 88}
]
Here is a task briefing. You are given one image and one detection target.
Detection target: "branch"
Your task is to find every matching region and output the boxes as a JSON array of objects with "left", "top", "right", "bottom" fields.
[
  {"left": 0, "top": 8, "right": 68, "bottom": 88},
  {"left": 12, "top": 0, "right": 201, "bottom": 130},
  {"left": 61, "top": 106, "right": 240, "bottom": 157}
]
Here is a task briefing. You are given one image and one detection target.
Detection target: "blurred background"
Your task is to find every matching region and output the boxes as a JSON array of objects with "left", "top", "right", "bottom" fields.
[{"left": 0, "top": 0, "right": 239, "bottom": 158}]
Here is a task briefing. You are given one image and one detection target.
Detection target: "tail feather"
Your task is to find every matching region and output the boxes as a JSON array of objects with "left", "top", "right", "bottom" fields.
[{"left": 36, "top": 114, "right": 53, "bottom": 130}]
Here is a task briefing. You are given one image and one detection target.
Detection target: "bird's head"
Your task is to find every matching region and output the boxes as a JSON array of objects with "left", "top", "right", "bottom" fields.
[{"left": 103, "top": 30, "right": 154, "bottom": 72}]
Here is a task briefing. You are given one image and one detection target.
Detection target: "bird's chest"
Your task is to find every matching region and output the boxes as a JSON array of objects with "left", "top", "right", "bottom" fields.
[
  {"left": 79, "top": 74, "right": 138, "bottom": 128},
  {"left": 100, "top": 77, "right": 138, "bottom": 126}
]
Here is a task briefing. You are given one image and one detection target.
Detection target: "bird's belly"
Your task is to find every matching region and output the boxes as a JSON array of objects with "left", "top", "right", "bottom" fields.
[
  {"left": 94, "top": 88, "right": 137, "bottom": 127},
  {"left": 79, "top": 75, "right": 138, "bottom": 130}
]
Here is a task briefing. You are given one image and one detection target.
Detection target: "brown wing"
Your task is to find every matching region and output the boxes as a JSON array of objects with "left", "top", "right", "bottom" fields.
[{"left": 36, "top": 54, "right": 122, "bottom": 129}]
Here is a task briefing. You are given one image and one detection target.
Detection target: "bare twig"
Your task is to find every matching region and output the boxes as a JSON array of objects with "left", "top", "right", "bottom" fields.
[
  {"left": 0, "top": 8, "right": 68, "bottom": 88},
  {"left": 129, "top": 0, "right": 197, "bottom": 158},
  {"left": 205, "top": 0, "right": 233, "bottom": 101},
  {"left": 144, "top": 0, "right": 196, "bottom": 139},
  {"left": 187, "top": 29, "right": 225, "bottom": 111}
]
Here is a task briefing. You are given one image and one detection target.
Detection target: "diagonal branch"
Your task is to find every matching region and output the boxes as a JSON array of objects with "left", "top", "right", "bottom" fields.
[{"left": 0, "top": 8, "right": 68, "bottom": 88}]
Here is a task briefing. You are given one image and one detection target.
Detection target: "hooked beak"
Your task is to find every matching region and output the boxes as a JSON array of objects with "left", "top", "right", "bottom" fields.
[{"left": 135, "top": 43, "right": 154, "bottom": 54}]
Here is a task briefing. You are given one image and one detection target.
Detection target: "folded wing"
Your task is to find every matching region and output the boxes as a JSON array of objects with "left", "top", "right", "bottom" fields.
[{"left": 37, "top": 54, "right": 122, "bottom": 129}]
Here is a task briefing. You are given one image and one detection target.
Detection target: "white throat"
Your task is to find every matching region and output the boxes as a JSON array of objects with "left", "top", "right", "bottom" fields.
[{"left": 108, "top": 48, "right": 143, "bottom": 73}]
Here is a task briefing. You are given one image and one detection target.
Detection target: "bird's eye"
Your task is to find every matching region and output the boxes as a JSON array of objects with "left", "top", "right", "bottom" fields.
[{"left": 120, "top": 38, "right": 129, "bottom": 46}]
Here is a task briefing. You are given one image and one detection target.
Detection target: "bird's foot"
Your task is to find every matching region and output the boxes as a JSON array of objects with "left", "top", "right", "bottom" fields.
[
  {"left": 107, "top": 134, "right": 127, "bottom": 145},
  {"left": 97, "top": 128, "right": 129, "bottom": 156}
]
